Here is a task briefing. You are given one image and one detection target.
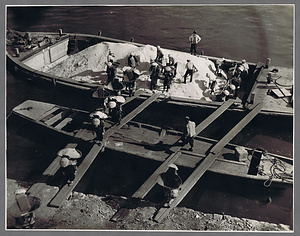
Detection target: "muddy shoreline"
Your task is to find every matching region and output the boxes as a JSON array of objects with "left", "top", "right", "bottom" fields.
[{"left": 6, "top": 179, "right": 291, "bottom": 231}]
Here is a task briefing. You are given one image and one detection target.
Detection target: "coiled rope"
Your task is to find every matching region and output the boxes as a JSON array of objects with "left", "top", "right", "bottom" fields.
[{"left": 251, "top": 148, "right": 293, "bottom": 187}]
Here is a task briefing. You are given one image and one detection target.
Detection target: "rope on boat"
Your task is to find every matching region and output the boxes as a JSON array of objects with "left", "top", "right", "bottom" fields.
[{"left": 251, "top": 148, "right": 293, "bottom": 187}]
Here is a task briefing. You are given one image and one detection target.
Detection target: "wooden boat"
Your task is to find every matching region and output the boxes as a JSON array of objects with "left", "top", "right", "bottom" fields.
[
  {"left": 6, "top": 28, "right": 293, "bottom": 117},
  {"left": 10, "top": 99, "right": 293, "bottom": 188}
]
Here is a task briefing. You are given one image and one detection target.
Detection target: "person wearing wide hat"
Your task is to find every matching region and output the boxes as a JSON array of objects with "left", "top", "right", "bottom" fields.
[
  {"left": 108, "top": 100, "right": 123, "bottom": 125},
  {"left": 157, "top": 164, "right": 182, "bottom": 208},
  {"left": 155, "top": 45, "right": 164, "bottom": 63},
  {"left": 8, "top": 189, "right": 40, "bottom": 229},
  {"left": 58, "top": 148, "right": 82, "bottom": 185},
  {"left": 189, "top": 30, "right": 201, "bottom": 55},
  {"left": 149, "top": 61, "right": 160, "bottom": 91},
  {"left": 163, "top": 66, "right": 173, "bottom": 93}
]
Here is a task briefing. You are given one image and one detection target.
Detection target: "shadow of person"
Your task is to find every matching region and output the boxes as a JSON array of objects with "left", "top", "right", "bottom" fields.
[{"left": 195, "top": 79, "right": 208, "bottom": 91}]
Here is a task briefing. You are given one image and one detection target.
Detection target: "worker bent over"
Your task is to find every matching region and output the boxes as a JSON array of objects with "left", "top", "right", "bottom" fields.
[
  {"left": 157, "top": 164, "right": 182, "bottom": 208},
  {"left": 58, "top": 148, "right": 82, "bottom": 186}
]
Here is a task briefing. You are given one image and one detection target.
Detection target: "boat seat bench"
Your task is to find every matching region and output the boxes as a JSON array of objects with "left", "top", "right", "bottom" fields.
[
  {"left": 39, "top": 107, "right": 61, "bottom": 122},
  {"left": 43, "top": 109, "right": 73, "bottom": 126},
  {"left": 54, "top": 112, "right": 78, "bottom": 130}
]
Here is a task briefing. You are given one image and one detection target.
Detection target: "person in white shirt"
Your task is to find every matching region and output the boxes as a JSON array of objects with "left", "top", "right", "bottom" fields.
[
  {"left": 241, "top": 59, "right": 249, "bottom": 74},
  {"left": 189, "top": 30, "right": 201, "bottom": 55},
  {"left": 184, "top": 59, "right": 196, "bottom": 83},
  {"left": 182, "top": 116, "right": 196, "bottom": 151}
]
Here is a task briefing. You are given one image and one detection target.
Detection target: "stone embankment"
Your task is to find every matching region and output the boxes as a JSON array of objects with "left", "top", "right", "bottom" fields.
[{"left": 6, "top": 179, "right": 291, "bottom": 231}]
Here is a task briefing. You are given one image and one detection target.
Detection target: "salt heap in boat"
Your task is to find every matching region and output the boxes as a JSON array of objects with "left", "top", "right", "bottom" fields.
[{"left": 44, "top": 42, "right": 226, "bottom": 101}]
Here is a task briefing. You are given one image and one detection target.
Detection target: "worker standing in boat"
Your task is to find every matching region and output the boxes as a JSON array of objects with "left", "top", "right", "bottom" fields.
[
  {"left": 238, "top": 59, "right": 249, "bottom": 89},
  {"left": 183, "top": 59, "right": 196, "bottom": 83},
  {"left": 163, "top": 66, "right": 173, "bottom": 93},
  {"left": 128, "top": 53, "right": 139, "bottom": 68},
  {"left": 167, "top": 54, "right": 177, "bottom": 77},
  {"left": 107, "top": 101, "right": 122, "bottom": 125},
  {"left": 157, "top": 164, "right": 182, "bottom": 208},
  {"left": 91, "top": 116, "right": 105, "bottom": 142},
  {"left": 155, "top": 45, "right": 164, "bottom": 63},
  {"left": 189, "top": 31, "right": 201, "bottom": 55},
  {"left": 182, "top": 116, "right": 196, "bottom": 151},
  {"left": 149, "top": 62, "right": 160, "bottom": 91},
  {"left": 107, "top": 50, "right": 115, "bottom": 63},
  {"left": 241, "top": 59, "right": 249, "bottom": 74},
  {"left": 106, "top": 62, "right": 115, "bottom": 85}
]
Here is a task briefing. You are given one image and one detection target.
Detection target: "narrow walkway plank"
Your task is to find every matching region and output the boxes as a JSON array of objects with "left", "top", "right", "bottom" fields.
[
  {"left": 44, "top": 112, "right": 65, "bottom": 126},
  {"left": 54, "top": 112, "right": 78, "bottom": 129},
  {"left": 27, "top": 143, "right": 78, "bottom": 196},
  {"left": 49, "top": 93, "right": 160, "bottom": 208},
  {"left": 154, "top": 103, "right": 263, "bottom": 222},
  {"left": 39, "top": 106, "right": 60, "bottom": 121},
  {"left": 121, "top": 89, "right": 144, "bottom": 106}
]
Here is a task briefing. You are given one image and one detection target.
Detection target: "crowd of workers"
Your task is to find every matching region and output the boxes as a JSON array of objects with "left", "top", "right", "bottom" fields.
[{"left": 104, "top": 30, "right": 249, "bottom": 102}]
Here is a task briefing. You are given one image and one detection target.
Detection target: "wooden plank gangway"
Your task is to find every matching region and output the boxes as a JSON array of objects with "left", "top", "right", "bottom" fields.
[
  {"left": 48, "top": 92, "right": 161, "bottom": 207},
  {"left": 153, "top": 102, "right": 263, "bottom": 222},
  {"left": 110, "top": 98, "right": 236, "bottom": 221}
]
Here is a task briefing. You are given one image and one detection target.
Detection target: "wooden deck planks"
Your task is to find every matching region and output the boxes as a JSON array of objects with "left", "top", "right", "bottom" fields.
[
  {"left": 54, "top": 112, "right": 78, "bottom": 129},
  {"left": 38, "top": 106, "right": 60, "bottom": 121},
  {"left": 44, "top": 111, "right": 64, "bottom": 126},
  {"left": 153, "top": 103, "right": 263, "bottom": 222},
  {"left": 48, "top": 93, "right": 161, "bottom": 208},
  {"left": 121, "top": 89, "right": 144, "bottom": 106}
]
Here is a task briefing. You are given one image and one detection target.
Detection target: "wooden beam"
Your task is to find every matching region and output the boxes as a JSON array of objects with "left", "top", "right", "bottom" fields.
[
  {"left": 54, "top": 112, "right": 78, "bottom": 129},
  {"left": 121, "top": 89, "right": 144, "bottom": 106},
  {"left": 153, "top": 103, "right": 263, "bottom": 222},
  {"left": 38, "top": 106, "right": 60, "bottom": 121}
]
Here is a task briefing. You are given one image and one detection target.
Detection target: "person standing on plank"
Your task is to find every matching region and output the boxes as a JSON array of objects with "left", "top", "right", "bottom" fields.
[{"left": 181, "top": 116, "right": 196, "bottom": 151}]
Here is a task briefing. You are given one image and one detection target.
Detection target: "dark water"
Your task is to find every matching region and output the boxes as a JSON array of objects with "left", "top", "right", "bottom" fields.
[{"left": 6, "top": 6, "right": 293, "bottom": 227}]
